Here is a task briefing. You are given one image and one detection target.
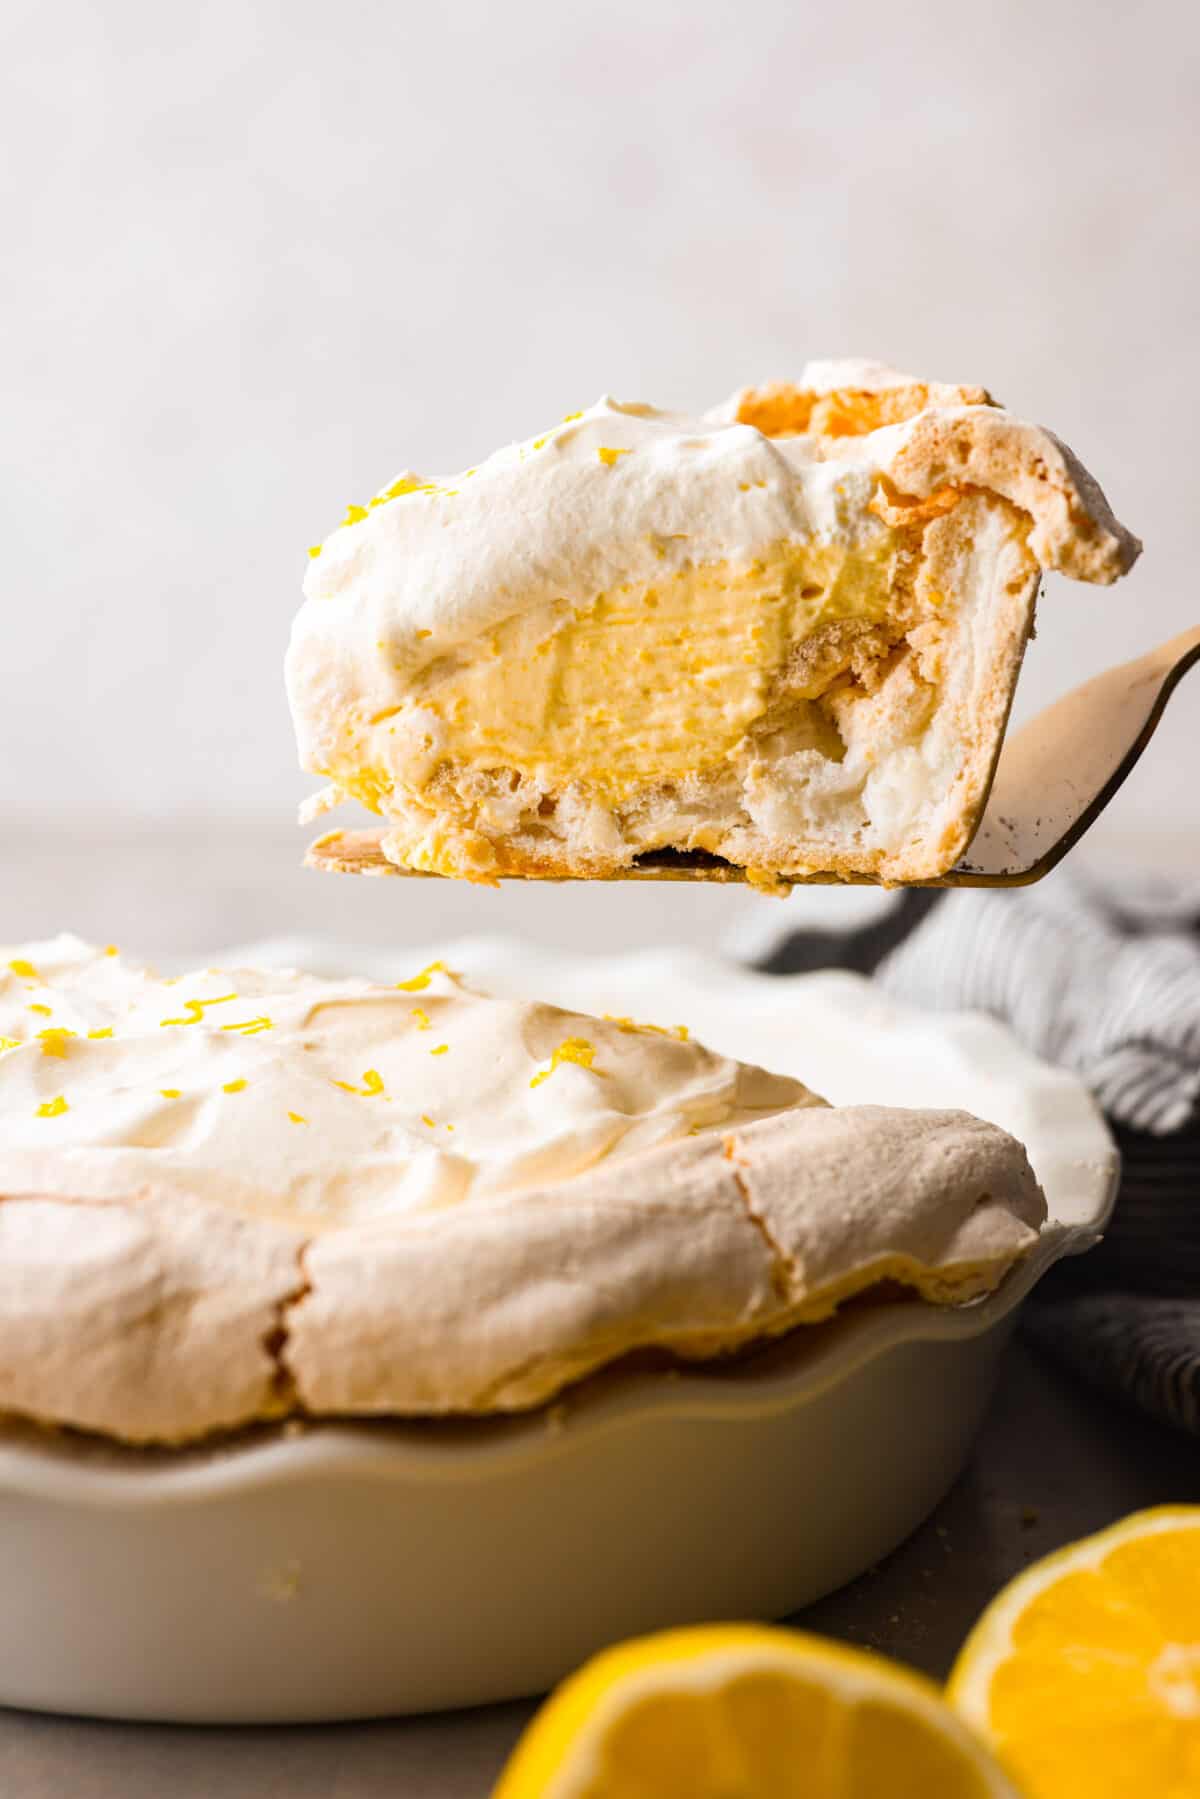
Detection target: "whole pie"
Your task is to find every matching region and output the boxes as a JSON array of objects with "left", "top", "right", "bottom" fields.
[
  {"left": 288, "top": 359, "right": 1140, "bottom": 888},
  {"left": 0, "top": 938, "right": 1045, "bottom": 1444}
]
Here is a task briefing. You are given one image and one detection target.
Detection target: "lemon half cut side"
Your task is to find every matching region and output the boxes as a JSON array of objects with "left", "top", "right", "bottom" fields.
[
  {"left": 495, "top": 1622, "right": 1021, "bottom": 1798},
  {"left": 950, "top": 1505, "right": 1200, "bottom": 1799}
]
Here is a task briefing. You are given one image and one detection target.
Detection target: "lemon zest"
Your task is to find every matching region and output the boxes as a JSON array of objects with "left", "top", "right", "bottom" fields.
[
  {"left": 220, "top": 1016, "right": 273, "bottom": 1035},
  {"left": 223, "top": 1079, "right": 248, "bottom": 1094},
  {"left": 604, "top": 1014, "right": 689, "bottom": 1042},
  {"left": 28, "top": 1003, "right": 52, "bottom": 1017},
  {"left": 395, "top": 961, "right": 448, "bottom": 993},
  {"left": 380, "top": 476, "right": 438, "bottom": 502},
  {"left": 596, "top": 447, "right": 632, "bottom": 467},
  {"left": 333, "top": 1069, "right": 386, "bottom": 1097},
  {"left": 7, "top": 959, "right": 37, "bottom": 979},
  {"left": 530, "top": 1037, "right": 598, "bottom": 1089},
  {"left": 411, "top": 1008, "right": 431, "bottom": 1031},
  {"left": 160, "top": 1088, "right": 181, "bottom": 1099},
  {"left": 87, "top": 1027, "right": 113, "bottom": 1040},
  {"left": 161, "top": 994, "right": 238, "bottom": 1027},
  {"left": 37, "top": 1096, "right": 68, "bottom": 1118},
  {"left": 288, "top": 1111, "right": 308, "bottom": 1125},
  {"left": 430, "top": 1044, "right": 449, "bottom": 1056},
  {"left": 37, "top": 1028, "right": 76, "bottom": 1058}
]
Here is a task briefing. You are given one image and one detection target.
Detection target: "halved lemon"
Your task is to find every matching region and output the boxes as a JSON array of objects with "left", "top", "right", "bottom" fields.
[
  {"left": 494, "top": 1623, "right": 1021, "bottom": 1797},
  {"left": 949, "top": 1505, "right": 1200, "bottom": 1798}
]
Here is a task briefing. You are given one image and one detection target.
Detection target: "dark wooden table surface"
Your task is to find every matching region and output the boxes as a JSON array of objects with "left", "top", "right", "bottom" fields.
[{"left": 1, "top": 1336, "right": 1196, "bottom": 1797}]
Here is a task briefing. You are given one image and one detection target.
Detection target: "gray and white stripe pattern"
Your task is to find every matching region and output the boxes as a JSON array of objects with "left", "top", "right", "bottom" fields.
[
  {"left": 1023, "top": 1292, "right": 1200, "bottom": 1437},
  {"left": 874, "top": 874, "right": 1200, "bottom": 1135}
]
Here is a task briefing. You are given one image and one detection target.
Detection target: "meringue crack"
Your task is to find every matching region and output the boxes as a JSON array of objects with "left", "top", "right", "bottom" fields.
[{"left": 723, "top": 1133, "right": 793, "bottom": 1305}]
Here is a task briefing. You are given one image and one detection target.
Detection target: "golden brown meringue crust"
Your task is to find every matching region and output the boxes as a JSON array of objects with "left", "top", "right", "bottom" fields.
[
  {"left": 0, "top": 1101, "right": 1044, "bottom": 1443},
  {"left": 0, "top": 941, "right": 1046, "bottom": 1444},
  {"left": 730, "top": 375, "right": 993, "bottom": 442}
]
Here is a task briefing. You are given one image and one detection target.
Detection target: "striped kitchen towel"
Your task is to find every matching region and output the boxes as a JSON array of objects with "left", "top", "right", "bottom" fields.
[{"left": 754, "top": 868, "right": 1200, "bottom": 1436}]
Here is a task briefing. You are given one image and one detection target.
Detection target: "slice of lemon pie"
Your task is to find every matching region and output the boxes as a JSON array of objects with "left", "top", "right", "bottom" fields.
[
  {"left": 287, "top": 359, "right": 1140, "bottom": 888},
  {"left": 0, "top": 937, "right": 1044, "bottom": 1443}
]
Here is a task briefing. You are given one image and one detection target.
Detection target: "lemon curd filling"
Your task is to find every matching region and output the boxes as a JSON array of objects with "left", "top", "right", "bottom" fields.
[{"left": 323, "top": 537, "right": 906, "bottom": 828}]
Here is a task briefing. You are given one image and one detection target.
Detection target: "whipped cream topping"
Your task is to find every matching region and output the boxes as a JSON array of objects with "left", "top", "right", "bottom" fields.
[
  {"left": 0, "top": 938, "right": 817, "bottom": 1229},
  {"left": 287, "top": 386, "right": 907, "bottom": 788}
]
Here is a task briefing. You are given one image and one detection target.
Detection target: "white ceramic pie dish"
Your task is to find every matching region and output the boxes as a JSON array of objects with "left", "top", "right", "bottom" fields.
[{"left": 0, "top": 943, "right": 1116, "bottom": 1723}]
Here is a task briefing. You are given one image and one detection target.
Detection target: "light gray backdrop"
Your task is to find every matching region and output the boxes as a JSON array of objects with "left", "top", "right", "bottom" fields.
[{"left": 3, "top": 0, "right": 1195, "bottom": 954}]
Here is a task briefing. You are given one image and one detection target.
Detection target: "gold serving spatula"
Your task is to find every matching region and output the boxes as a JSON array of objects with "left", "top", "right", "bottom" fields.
[{"left": 307, "top": 624, "right": 1200, "bottom": 889}]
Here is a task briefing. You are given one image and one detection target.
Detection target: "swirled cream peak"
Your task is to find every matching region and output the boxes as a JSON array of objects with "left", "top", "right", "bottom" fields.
[{"left": 0, "top": 937, "right": 819, "bottom": 1228}]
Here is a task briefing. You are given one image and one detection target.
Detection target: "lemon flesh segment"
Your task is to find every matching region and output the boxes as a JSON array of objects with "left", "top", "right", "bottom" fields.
[
  {"left": 494, "top": 1624, "right": 1018, "bottom": 1799},
  {"left": 949, "top": 1505, "right": 1200, "bottom": 1799}
]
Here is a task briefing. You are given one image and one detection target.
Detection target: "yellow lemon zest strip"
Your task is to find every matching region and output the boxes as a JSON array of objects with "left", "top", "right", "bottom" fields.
[
  {"left": 28, "top": 1004, "right": 52, "bottom": 1017},
  {"left": 421, "top": 1114, "right": 436, "bottom": 1128},
  {"left": 37, "top": 1028, "right": 76, "bottom": 1058},
  {"left": 220, "top": 1016, "right": 273, "bottom": 1035},
  {"left": 223, "top": 1079, "right": 248, "bottom": 1094},
  {"left": 530, "top": 1037, "right": 598, "bottom": 1089},
  {"left": 381, "top": 476, "right": 438, "bottom": 502},
  {"left": 395, "top": 960, "right": 447, "bottom": 993},
  {"left": 0, "top": 1037, "right": 19, "bottom": 1052},
  {"left": 603, "top": 1014, "right": 689, "bottom": 1042},
  {"left": 596, "top": 446, "right": 632, "bottom": 467},
  {"left": 411, "top": 1007, "right": 431, "bottom": 1030},
  {"left": 161, "top": 994, "right": 238, "bottom": 1027},
  {"left": 333, "top": 1069, "right": 386, "bottom": 1097},
  {"left": 288, "top": 1111, "right": 308, "bottom": 1125},
  {"left": 160, "top": 1089, "right": 181, "bottom": 1099},
  {"left": 87, "top": 1028, "right": 113, "bottom": 1040},
  {"left": 7, "top": 959, "right": 38, "bottom": 979},
  {"left": 37, "top": 1096, "right": 68, "bottom": 1118}
]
